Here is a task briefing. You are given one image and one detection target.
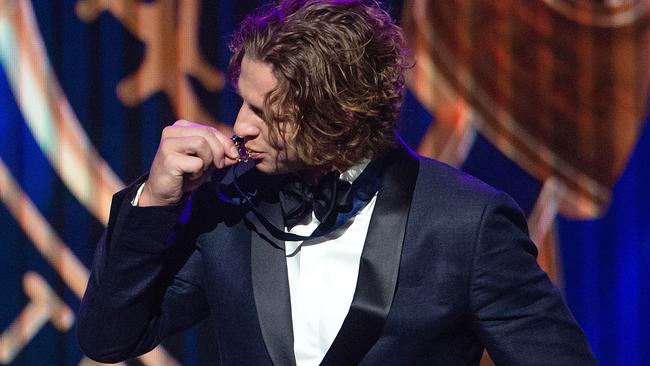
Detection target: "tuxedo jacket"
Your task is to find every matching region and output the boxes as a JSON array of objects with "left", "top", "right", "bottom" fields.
[{"left": 78, "top": 148, "right": 597, "bottom": 365}]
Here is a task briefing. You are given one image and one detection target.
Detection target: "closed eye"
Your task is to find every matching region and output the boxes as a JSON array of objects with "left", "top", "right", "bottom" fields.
[
  {"left": 249, "top": 105, "right": 264, "bottom": 119},
  {"left": 237, "top": 94, "right": 265, "bottom": 120}
]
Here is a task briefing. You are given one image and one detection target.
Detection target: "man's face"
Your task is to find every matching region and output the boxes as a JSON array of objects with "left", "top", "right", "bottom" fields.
[{"left": 233, "top": 56, "right": 303, "bottom": 175}]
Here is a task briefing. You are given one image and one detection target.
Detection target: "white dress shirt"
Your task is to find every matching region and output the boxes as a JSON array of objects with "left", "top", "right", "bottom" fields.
[{"left": 285, "top": 162, "right": 378, "bottom": 365}]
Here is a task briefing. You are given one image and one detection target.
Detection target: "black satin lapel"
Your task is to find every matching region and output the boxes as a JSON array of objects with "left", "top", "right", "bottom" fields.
[
  {"left": 249, "top": 199, "right": 296, "bottom": 366},
  {"left": 251, "top": 231, "right": 296, "bottom": 366},
  {"left": 245, "top": 199, "right": 285, "bottom": 250},
  {"left": 321, "top": 148, "right": 419, "bottom": 366}
]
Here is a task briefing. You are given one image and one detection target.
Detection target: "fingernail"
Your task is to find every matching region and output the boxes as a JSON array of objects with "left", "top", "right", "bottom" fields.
[{"left": 230, "top": 146, "right": 239, "bottom": 156}]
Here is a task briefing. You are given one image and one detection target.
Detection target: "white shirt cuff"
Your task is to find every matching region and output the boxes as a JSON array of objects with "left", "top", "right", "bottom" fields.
[{"left": 131, "top": 182, "right": 146, "bottom": 206}]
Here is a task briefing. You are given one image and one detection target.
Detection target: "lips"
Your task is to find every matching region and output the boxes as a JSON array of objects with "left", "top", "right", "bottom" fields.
[
  {"left": 248, "top": 151, "right": 264, "bottom": 160},
  {"left": 242, "top": 145, "right": 262, "bottom": 158}
]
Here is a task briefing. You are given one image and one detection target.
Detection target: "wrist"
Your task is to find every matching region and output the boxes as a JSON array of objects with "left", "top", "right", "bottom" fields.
[{"left": 138, "top": 182, "right": 181, "bottom": 207}]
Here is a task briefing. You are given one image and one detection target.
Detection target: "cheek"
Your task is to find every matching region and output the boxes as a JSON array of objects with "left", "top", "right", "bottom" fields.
[{"left": 286, "top": 147, "right": 300, "bottom": 163}]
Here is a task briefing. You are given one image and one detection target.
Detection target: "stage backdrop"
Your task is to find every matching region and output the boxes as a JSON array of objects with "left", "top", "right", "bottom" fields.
[{"left": 0, "top": 0, "right": 648, "bottom": 365}]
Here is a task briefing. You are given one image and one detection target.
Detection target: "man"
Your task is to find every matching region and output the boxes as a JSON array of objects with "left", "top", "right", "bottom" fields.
[{"left": 78, "top": 1, "right": 597, "bottom": 365}]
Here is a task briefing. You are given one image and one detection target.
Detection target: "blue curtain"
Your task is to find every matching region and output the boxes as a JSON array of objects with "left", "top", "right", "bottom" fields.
[{"left": 557, "top": 123, "right": 650, "bottom": 366}]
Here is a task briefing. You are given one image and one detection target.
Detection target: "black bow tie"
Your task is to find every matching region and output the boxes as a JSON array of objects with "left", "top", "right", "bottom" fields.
[{"left": 279, "top": 171, "right": 353, "bottom": 229}]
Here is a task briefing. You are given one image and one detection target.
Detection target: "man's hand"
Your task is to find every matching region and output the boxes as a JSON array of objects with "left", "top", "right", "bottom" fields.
[{"left": 139, "top": 120, "right": 240, "bottom": 207}]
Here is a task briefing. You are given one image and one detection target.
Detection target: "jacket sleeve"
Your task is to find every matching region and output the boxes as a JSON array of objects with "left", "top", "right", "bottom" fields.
[
  {"left": 77, "top": 181, "right": 210, "bottom": 363},
  {"left": 468, "top": 192, "right": 598, "bottom": 365}
]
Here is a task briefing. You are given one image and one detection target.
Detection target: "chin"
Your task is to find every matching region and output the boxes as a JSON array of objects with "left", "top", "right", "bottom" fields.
[
  {"left": 254, "top": 162, "right": 282, "bottom": 175},
  {"left": 257, "top": 163, "right": 300, "bottom": 176}
]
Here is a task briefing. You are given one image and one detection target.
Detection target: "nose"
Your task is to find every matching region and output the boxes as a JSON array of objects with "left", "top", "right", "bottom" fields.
[{"left": 232, "top": 103, "right": 261, "bottom": 140}]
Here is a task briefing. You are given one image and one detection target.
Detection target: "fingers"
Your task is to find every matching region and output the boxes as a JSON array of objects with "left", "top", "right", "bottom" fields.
[
  {"left": 162, "top": 138, "right": 213, "bottom": 174},
  {"left": 141, "top": 120, "right": 241, "bottom": 206},
  {"left": 165, "top": 120, "right": 240, "bottom": 167},
  {"left": 140, "top": 154, "right": 206, "bottom": 206}
]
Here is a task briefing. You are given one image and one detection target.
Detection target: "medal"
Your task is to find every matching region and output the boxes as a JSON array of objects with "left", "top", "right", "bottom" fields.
[{"left": 232, "top": 135, "right": 252, "bottom": 162}]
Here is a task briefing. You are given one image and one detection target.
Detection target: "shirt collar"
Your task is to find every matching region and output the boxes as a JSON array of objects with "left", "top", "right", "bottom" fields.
[{"left": 339, "top": 160, "right": 370, "bottom": 184}]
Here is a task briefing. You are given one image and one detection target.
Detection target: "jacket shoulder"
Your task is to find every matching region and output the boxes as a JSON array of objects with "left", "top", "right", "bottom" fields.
[{"left": 414, "top": 155, "right": 505, "bottom": 205}]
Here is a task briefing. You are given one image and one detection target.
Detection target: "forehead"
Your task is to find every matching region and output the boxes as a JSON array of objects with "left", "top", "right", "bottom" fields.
[{"left": 238, "top": 56, "right": 277, "bottom": 105}]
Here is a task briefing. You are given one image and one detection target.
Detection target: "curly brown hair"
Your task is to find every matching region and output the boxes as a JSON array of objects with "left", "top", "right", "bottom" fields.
[{"left": 229, "top": 0, "right": 408, "bottom": 169}]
